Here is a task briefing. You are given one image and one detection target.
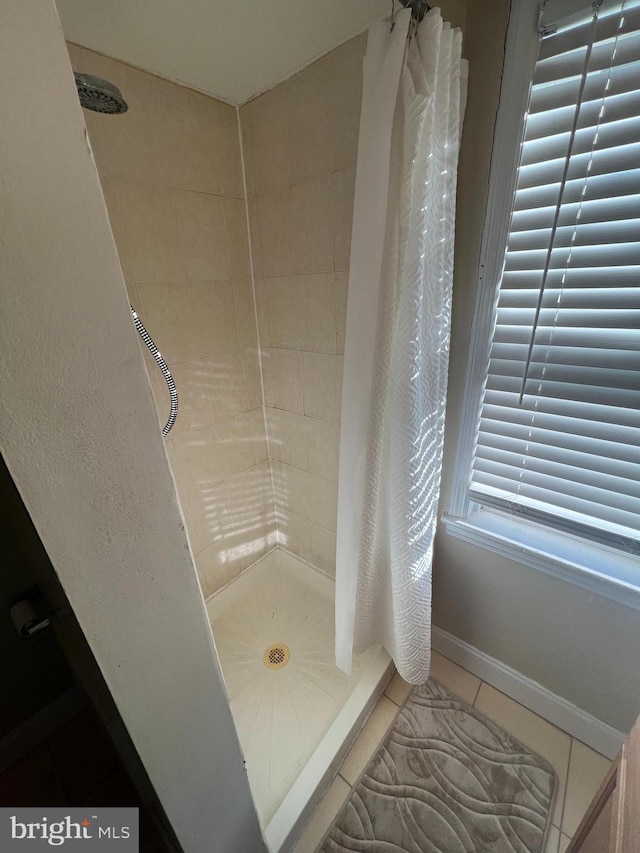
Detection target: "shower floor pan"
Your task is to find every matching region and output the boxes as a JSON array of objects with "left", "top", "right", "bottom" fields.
[{"left": 206, "top": 548, "right": 393, "bottom": 852}]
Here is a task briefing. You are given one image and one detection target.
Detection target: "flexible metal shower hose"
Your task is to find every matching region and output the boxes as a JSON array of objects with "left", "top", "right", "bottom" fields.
[{"left": 130, "top": 306, "right": 178, "bottom": 437}]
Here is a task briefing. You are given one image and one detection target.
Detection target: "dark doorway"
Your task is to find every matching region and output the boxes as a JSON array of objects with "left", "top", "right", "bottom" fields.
[{"left": 0, "top": 456, "right": 179, "bottom": 852}]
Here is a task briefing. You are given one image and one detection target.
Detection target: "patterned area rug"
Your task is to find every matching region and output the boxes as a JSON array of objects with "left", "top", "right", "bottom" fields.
[{"left": 321, "top": 681, "right": 556, "bottom": 852}]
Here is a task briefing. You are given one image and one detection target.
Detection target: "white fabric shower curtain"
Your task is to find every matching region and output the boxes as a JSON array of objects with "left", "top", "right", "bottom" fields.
[{"left": 335, "top": 7, "right": 467, "bottom": 683}]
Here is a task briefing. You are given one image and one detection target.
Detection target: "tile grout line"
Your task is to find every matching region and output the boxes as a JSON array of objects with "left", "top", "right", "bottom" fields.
[
  {"left": 471, "top": 676, "right": 577, "bottom": 743},
  {"left": 383, "top": 678, "right": 402, "bottom": 708},
  {"left": 314, "top": 699, "right": 402, "bottom": 853},
  {"left": 558, "top": 736, "right": 574, "bottom": 837},
  {"left": 435, "top": 643, "right": 620, "bottom": 757},
  {"left": 310, "top": 777, "right": 351, "bottom": 853},
  {"left": 472, "top": 677, "right": 483, "bottom": 708},
  {"left": 470, "top": 674, "right": 571, "bottom": 838},
  {"left": 235, "top": 105, "right": 279, "bottom": 541},
  {"left": 336, "top": 696, "right": 401, "bottom": 789},
  {"left": 440, "top": 665, "right": 568, "bottom": 842}
]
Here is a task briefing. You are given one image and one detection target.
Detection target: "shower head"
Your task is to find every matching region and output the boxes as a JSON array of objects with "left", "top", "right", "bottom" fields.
[{"left": 74, "top": 73, "right": 128, "bottom": 114}]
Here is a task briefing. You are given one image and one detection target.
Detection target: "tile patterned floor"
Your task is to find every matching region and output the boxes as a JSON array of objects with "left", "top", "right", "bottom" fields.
[{"left": 292, "top": 651, "right": 612, "bottom": 853}]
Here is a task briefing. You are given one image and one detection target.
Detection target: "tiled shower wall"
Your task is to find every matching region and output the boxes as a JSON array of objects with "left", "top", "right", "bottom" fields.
[
  {"left": 67, "top": 33, "right": 365, "bottom": 590},
  {"left": 67, "top": 45, "right": 275, "bottom": 597},
  {"left": 240, "top": 35, "right": 366, "bottom": 573}
]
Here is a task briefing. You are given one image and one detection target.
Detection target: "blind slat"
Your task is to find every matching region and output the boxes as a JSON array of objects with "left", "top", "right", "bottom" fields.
[
  {"left": 482, "top": 395, "right": 639, "bottom": 443},
  {"left": 470, "top": 0, "right": 640, "bottom": 548},
  {"left": 491, "top": 325, "right": 640, "bottom": 350},
  {"left": 529, "top": 61, "right": 640, "bottom": 118},
  {"left": 477, "top": 424, "right": 640, "bottom": 466},
  {"left": 507, "top": 218, "right": 640, "bottom": 251},
  {"left": 504, "top": 243, "right": 640, "bottom": 270},
  {"left": 539, "top": 2, "right": 640, "bottom": 61},
  {"left": 489, "top": 342, "right": 640, "bottom": 370},
  {"left": 474, "top": 446, "right": 640, "bottom": 500},
  {"left": 500, "top": 266, "right": 640, "bottom": 289},
  {"left": 511, "top": 194, "right": 640, "bottom": 231},
  {"left": 469, "top": 479, "right": 640, "bottom": 540},
  {"left": 470, "top": 469, "right": 640, "bottom": 528},
  {"left": 479, "top": 403, "right": 639, "bottom": 447},
  {"left": 495, "top": 306, "right": 640, "bottom": 329},
  {"left": 499, "top": 288, "right": 640, "bottom": 309},
  {"left": 525, "top": 90, "right": 639, "bottom": 141},
  {"left": 514, "top": 168, "right": 640, "bottom": 211},
  {"left": 485, "top": 376, "right": 640, "bottom": 409},
  {"left": 535, "top": 12, "right": 640, "bottom": 82},
  {"left": 488, "top": 358, "right": 640, "bottom": 390},
  {"left": 521, "top": 116, "right": 640, "bottom": 169},
  {"left": 516, "top": 142, "right": 640, "bottom": 190}
]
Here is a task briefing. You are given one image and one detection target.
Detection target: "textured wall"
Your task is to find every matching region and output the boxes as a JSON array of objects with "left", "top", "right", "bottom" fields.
[
  {"left": 1, "top": 3, "right": 265, "bottom": 848},
  {"left": 68, "top": 45, "right": 275, "bottom": 596},
  {"left": 240, "top": 35, "right": 366, "bottom": 573}
]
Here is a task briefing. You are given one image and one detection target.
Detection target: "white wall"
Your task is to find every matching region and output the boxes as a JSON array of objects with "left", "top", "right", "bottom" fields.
[
  {"left": 435, "top": 0, "right": 640, "bottom": 733},
  {"left": 0, "top": 3, "right": 265, "bottom": 850}
]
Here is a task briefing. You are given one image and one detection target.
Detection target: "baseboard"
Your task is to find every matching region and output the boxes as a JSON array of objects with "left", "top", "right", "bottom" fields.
[{"left": 432, "top": 626, "right": 625, "bottom": 760}]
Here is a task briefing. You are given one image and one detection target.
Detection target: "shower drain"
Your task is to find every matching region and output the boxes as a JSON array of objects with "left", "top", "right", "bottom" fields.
[{"left": 263, "top": 643, "right": 290, "bottom": 670}]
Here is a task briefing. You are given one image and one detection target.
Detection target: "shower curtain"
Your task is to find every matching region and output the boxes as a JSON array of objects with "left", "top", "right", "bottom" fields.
[{"left": 335, "top": 7, "right": 467, "bottom": 683}]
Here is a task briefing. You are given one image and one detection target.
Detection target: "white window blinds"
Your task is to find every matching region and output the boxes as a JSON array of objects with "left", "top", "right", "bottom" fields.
[{"left": 469, "top": 0, "right": 640, "bottom": 552}]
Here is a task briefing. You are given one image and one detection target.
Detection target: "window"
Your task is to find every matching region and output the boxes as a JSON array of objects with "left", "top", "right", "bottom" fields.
[{"left": 446, "top": 0, "right": 640, "bottom": 604}]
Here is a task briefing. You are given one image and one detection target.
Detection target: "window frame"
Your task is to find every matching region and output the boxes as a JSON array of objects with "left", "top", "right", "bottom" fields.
[{"left": 443, "top": 0, "right": 640, "bottom": 610}]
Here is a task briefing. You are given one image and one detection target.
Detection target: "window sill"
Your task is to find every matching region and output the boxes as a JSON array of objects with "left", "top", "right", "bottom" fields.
[{"left": 441, "top": 509, "right": 640, "bottom": 611}]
